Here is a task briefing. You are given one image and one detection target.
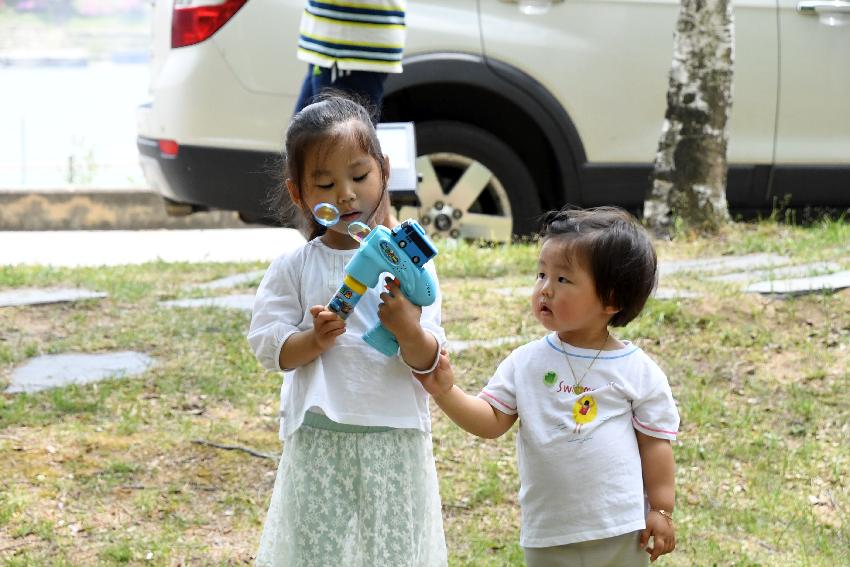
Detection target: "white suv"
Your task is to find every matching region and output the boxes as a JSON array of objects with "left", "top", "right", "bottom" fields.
[{"left": 136, "top": 0, "right": 850, "bottom": 240}]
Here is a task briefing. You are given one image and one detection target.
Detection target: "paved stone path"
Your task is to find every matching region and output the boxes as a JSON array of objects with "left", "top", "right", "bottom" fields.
[
  {"left": 659, "top": 253, "right": 791, "bottom": 276},
  {"left": 193, "top": 270, "right": 266, "bottom": 290},
  {"left": 708, "top": 261, "right": 841, "bottom": 283},
  {"left": 653, "top": 287, "right": 701, "bottom": 300},
  {"left": 0, "top": 287, "right": 106, "bottom": 308},
  {"left": 6, "top": 352, "right": 154, "bottom": 393},
  {"left": 0, "top": 228, "right": 304, "bottom": 267},
  {"left": 744, "top": 270, "right": 850, "bottom": 297},
  {"left": 160, "top": 294, "right": 256, "bottom": 311}
]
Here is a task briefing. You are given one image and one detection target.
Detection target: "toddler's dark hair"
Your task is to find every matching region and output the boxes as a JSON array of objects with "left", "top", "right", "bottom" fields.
[
  {"left": 539, "top": 206, "right": 657, "bottom": 327},
  {"left": 270, "top": 92, "right": 388, "bottom": 239}
]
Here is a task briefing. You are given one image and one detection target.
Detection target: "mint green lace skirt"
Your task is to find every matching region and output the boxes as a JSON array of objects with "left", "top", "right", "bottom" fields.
[{"left": 255, "top": 413, "right": 447, "bottom": 567}]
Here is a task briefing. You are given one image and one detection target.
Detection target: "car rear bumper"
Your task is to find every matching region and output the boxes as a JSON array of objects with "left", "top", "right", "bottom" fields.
[{"left": 137, "top": 135, "right": 283, "bottom": 222}]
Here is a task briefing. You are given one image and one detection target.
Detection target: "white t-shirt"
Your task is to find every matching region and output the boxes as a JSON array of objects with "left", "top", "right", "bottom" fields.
[
  {"left": 479, "top": 333, "right": 680, "bottom": 548},
  {"left": 247, "top": 238, "right": 445, "bottom": 439}
]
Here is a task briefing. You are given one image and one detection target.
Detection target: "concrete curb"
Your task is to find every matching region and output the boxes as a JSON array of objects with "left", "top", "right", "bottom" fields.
[{"left": 0, "top": 188, "right": 253, "bottom": 231}]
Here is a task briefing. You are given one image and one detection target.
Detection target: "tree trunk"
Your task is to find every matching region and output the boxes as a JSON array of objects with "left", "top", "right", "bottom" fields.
[{"left": 644, "top": 0, "right": 734, "bottom": 236}]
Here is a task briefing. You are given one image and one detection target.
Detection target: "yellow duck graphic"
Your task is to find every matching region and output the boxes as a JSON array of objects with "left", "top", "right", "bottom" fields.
[{"left": 572, "top": 394, "right": 597, "bottom": 433}]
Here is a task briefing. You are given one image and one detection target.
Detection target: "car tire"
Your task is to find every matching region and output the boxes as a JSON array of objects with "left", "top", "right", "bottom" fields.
[{"left": 404, "top": 120, "right": 542, "bottom": 241}]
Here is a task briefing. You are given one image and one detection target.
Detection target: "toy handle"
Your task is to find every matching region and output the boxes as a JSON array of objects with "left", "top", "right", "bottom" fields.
[
  {"left": 399, "top": 263, "right": 437, "bottom": 307},
  {"left": 363, "top": 323, "right": 399, "bottom": 357}
]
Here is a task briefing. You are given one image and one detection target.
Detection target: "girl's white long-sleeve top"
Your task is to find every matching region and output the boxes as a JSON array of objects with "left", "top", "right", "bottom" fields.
[{"left": 247, "top": 237, "right": 445, "bottom": 439}]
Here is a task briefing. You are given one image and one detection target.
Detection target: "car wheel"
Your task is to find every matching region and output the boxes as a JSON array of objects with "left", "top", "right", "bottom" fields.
[{"left": 397, "top": 121, "right": 542, "bottom": 242}]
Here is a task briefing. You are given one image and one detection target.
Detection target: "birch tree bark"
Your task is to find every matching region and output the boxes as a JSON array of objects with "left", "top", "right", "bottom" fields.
[{"left": 644, "top": 0, "right": 734, "bottom": 235}]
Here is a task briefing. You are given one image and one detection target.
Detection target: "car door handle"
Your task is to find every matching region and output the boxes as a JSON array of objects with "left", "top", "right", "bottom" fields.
[{"left": 797, "top": 0, "right": 850, "bottom": 14}]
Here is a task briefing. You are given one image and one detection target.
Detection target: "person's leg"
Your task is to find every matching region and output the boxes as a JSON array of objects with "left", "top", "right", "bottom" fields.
[
  {"left": 357, "top": 429, "right": 447, "bottom": 567},
  {"left": 331, "top": 70, "right": 389, "bottom": 121},
  {"left": 293, "top": 64, "right": 319, "bottom": 113},
  {"left": 603, "top": 531, "right": 648, "bottom": 567},
  {"left": 523, "top": 544, "right": 580, "bottom": 567},
  {"left": 298, "top": 65, "right": 389, "bottom": 120},
  {"left": 255, "top": 421, "right": 360, "bottom": 567},
  {"left": 523, "top": 531, "right": 648, "bottom": 567}
]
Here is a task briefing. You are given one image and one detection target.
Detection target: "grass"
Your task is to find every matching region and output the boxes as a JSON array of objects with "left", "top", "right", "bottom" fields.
[{"left": 1, "top": 219, "right": 849, "bottom": 565}]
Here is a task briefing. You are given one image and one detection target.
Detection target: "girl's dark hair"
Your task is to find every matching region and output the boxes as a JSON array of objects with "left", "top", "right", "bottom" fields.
[
  {"left": 270, "top": 91, "right": 388, "bottom": 239},
  {"left": 539, "top": 205, "right": 657, "bottom": 327}
]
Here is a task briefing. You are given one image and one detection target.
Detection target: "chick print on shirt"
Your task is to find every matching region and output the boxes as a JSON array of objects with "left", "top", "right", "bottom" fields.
[{"left": 573, "top": 394, "right": 597, "bottom": 433}]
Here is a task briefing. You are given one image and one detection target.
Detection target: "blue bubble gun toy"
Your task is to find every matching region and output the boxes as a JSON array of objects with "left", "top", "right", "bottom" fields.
[{"left": 327, "top": 219, "right": 439, "bottom": 356}]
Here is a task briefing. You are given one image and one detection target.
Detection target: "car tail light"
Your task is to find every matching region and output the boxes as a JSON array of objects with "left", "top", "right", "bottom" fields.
[
  {"left": 159, "top": 139, "right": 179, "bottom": 158},
  {"left": 172, "top": 0, "right": 248, "bottom": 48}
]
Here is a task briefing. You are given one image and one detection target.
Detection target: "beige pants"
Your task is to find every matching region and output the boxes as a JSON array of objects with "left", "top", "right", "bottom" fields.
[{"left": 523, "top": 531, "right": 648, "bottom": 567}]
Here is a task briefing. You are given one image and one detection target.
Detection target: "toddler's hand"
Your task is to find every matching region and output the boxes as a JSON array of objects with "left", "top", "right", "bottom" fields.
[
  {"left": 414, "top": 352, "right": 455, "bottom": 399},
  {"left": 377, "top": 277, "right": 422, "bottom": 342},
  {"left": 309, "top": 305, "right": 346, "bottom": 351},
  {"left": 640, "top": 510, "right": 676, "bottom": 562}
]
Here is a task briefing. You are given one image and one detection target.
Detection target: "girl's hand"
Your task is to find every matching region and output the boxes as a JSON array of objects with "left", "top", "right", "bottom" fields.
[
  {"left": 414, "top": 352, "right": 455, "bottom": 399},
  {"left": 309, "top": 305, "right": 346, "bottom": 351},
  {"left": 640, "top": 510, "right": 676, "bottom": 562},
  {"left": 377, "top": 277, "right": 422, "bottom": 342}
]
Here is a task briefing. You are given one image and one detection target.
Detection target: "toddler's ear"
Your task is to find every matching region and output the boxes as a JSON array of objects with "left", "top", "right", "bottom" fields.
[
  {"left": 285, "top": 179, "right": 301, "bottom": 206},
  {"left": 603, "top": 292, "right": 620, "bottom": 316}
]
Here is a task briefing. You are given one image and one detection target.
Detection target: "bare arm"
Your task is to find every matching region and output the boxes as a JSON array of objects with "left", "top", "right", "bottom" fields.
[
  {"left": 636, "top": 431, "right": 676, "bottom": 561},
  {"left": 378, "top": 278, "right": 440, "bottom": 371},
  {"left": 637, "top": 431, "right": 675, "bottom": 513},
  {"left": 278, "top": 305, "right": 345, "bottom": 370},
  {"left": 417, "top": 354, "right": 517, "bottom": 439},
  {"left": 397, "top": 325, "right": 440, "bottom": 372}
]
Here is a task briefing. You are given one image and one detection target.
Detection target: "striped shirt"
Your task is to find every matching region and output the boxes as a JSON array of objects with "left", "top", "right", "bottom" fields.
[{"left": 297, "top": 0, "right": 406, "bottom": 73}]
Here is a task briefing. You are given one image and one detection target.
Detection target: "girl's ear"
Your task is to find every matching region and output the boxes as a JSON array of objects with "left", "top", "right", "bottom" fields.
[
  {"left": 372, "top": 155, "right": 397, "bottom": 228},
  {"left": 285, "top": 179, "right": 301, "bottom": 206},
  {"left": 381, "top": 154, "right": 391, "bottom": 187}
]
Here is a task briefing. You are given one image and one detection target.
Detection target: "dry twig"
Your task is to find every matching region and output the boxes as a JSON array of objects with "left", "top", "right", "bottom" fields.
[{"left": 191, "top": 439, "right": 279, "bottom": 461}]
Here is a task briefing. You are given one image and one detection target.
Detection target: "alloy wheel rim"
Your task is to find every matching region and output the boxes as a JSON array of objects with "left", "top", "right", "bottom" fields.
[{"left": 398, "top": 153, "right": 513, "bottom": 242}]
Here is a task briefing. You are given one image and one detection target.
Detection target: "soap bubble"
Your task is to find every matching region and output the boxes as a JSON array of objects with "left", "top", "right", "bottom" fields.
[
  {"left": 312, "top": 202, "right": 340, "bottom": 227},
  {"left": 347, "top": 221, "right": 372, "bottom": 242}
]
